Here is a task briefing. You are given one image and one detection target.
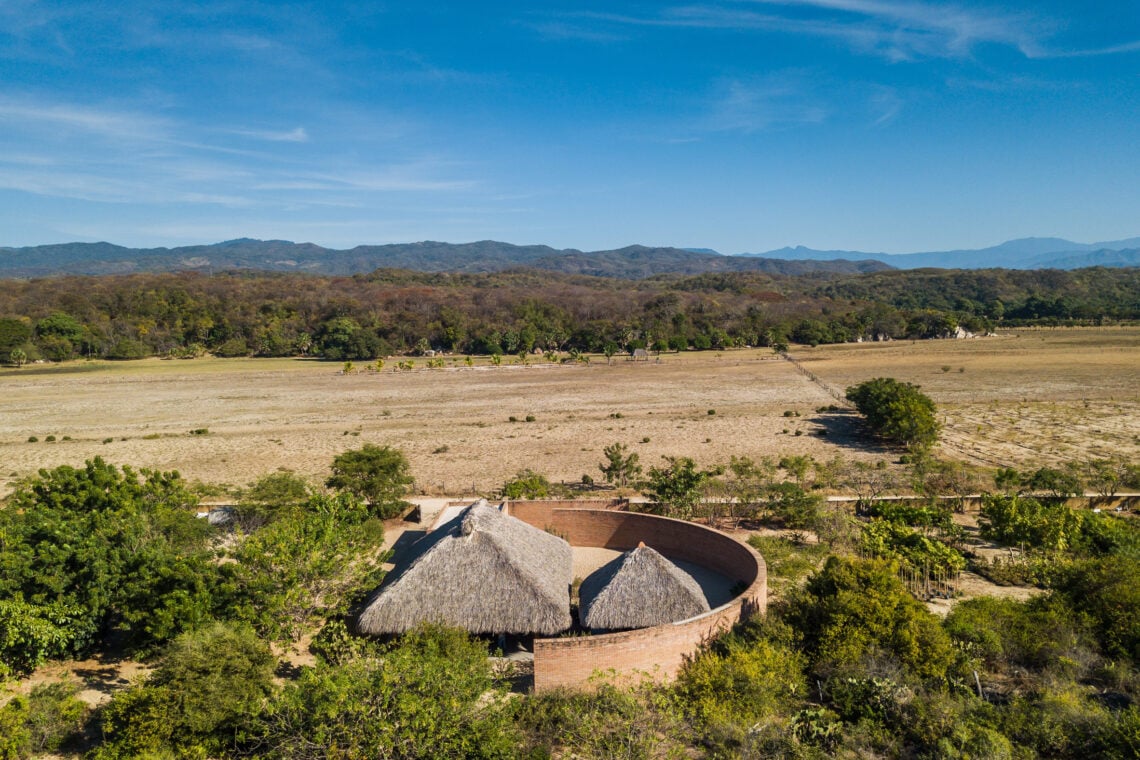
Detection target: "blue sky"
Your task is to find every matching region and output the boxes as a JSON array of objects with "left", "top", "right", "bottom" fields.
[{"left": 1, "top": 1, "right": 1137, "bottom": 253}]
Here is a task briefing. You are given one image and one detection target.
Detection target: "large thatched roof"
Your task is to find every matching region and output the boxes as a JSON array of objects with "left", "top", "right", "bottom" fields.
[
  {"left": 578, "top": 543, "right": 710, "bottom": 631},
  {"left": 357, "top": 501, "right": 573, "bottom": 636}
]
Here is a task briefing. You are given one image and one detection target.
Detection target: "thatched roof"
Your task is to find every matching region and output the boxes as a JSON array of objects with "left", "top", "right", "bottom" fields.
[
  {"left": 578, "top": 543, "right": 710, "bottom": 631},
  {"left": 357, "top": 501, "right": 573, "bottom": 635}
]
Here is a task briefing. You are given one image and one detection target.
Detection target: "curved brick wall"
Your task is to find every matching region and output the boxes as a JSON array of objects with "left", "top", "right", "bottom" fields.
[{"left": 508, "top": 508, "right": 767, "bottom": 691}]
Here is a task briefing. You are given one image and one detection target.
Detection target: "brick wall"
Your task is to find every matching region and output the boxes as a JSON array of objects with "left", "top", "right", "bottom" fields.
[
  {"left": 524, "top": 509, "right": 767, "bottom": 691},
  {"left": 504, "top": 499, "right": 625, "bottom": 530}
]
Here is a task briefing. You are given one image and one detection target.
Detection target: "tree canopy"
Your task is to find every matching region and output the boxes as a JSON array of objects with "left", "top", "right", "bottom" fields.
[
  {"left": 846, "top": 377, "right": 940, "bottom": 451},
  {"left": 326, "top": 444, "right": 413, "bottom": 519}
]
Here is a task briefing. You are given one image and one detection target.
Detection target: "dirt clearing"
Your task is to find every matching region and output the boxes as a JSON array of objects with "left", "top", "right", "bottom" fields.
[{"left": 2, "top": 327, "right": 1137, "bottom": 495}]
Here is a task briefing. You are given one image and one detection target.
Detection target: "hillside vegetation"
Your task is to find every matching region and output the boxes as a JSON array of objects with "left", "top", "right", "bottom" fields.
[{"left": 1, "top": 266, "right": 1136, "bottom": 364}]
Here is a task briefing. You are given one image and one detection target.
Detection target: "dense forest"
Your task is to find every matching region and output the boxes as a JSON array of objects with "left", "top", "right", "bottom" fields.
[{"left": 0, "top": 266, "right": 1137, "bottom": 364}]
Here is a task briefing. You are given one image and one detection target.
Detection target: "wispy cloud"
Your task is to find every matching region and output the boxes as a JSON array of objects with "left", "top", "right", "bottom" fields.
[
  {"left": 568, "top": 1, "right": 1045, "bottom": 61},
  {"left": 869, "top": 86, "right": 902, "bottom": 125},
  {"left": 521, "top": 19, "right": 630, "bottom": 43},
  {"left": 0, "top": 98, "right": 168, "bottom": 140},
  {"left": 0, "top": 95, "right": 477, "bottom": 209},
  {"left": 229, "top": 126, "right": 310, "bottom": 143},
  {"left": 705, "top": 73, "right": 828, "bottom": 132},
  {"left": 1043, "top": 38, "right": 1140, "bottom": 59}
]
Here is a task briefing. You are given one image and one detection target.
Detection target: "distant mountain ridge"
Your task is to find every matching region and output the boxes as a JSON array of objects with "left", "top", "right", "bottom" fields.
[
  {"left": 737, "top": 236, "right": 1140, "bottom": 270},
  {"left": 2, "top": 235, "right": 1137, "bottom": 280},
  {"left": 0, "top": 239, "right": 889, "bottom": 279}
]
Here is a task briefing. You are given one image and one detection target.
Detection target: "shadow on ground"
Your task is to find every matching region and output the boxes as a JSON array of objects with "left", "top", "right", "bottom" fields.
[{"left": 809, "top": 410, "right": 892, "bottom": 455}]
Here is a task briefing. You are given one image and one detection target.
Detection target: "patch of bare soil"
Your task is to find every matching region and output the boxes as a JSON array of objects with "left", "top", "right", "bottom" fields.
[
  {"left": 925, "top": 571, "right": 1043, "bottom": 617},
  {"left": 3, "top": 656, "right": 153, "bottom": 708},
  {"left": 0, "top": 351, "right": 870, "bottom": 497},
  {"left": 794, "top": 327, "right": 1140, "bottom": 469}
]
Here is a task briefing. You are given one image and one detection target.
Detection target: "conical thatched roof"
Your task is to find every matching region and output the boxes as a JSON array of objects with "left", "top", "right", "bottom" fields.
[
  {"left": 578, "top": 543, "right": 710, "bottom": 631},
  {"left": 358, "top": 501, "right": 573, "bottom": 635}
]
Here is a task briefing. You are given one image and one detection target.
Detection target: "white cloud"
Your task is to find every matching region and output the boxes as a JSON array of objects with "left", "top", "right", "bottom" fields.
[
  {"left": 0, "top": 98, "right": 167, "bottom": 140},
  {"left": 229, "top": 126, "right": 310, "bottom": 143},
  {"left": 574, "top": 1, "right": 1045, "bottom": 61},
  {"left": 706, "top": 73, "right": 829, "bottom": 132}
]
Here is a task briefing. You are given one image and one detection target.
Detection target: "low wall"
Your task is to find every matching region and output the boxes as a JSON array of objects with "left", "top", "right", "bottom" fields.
[
  {"left": 518, "top": 509, "right": 766, "bottom": 691},
  {"left": 504, "top": 499, "right": 626, "bottom": 529}
]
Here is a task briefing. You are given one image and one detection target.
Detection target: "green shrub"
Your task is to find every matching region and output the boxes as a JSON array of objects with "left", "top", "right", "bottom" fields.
[
  {"left": 860, "top": 520, "right": 966, "bottom": 575},
  {"left": 677, "top": 638, "right": 807, "bottom": 736},
  {"left": 783, "top": 557, "right": 955, "bottom": 681},
  {"left": 846, "top": 377, "right": 939, "bottom": 451},
  {"left": 515, "top": 683, "right": 673, "bottom": 760},
  {"left": 92, "top": 622, "right": 275, "bottom": 759},
  {"left": 500, "top": 469, "right": 551, "bottom": 499},
  {"left": 256, "top": 625, "right": 517, "bottom": 759}
]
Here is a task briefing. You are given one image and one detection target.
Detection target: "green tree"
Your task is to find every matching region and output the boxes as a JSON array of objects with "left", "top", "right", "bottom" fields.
[
  {"left": 1023, "top": 466, "right": 1083, "bottom": 499},
  {"left": 92, "top": 622, "right": 275, "bottom": 759},
  {"left": 326, "top": 444, "right": 413, "bottom": 519},
  {"left": 0, "top": 459, "right": 223, "bottom": 663},
  {"left": 254, "top": 624, "right": 517, "bottom": 759},
  {"left": 499, "top": 469, "right": 552, "bottom": 499},
  {"left": 231, "top": 493, "right": 385, "bottom": 641},
  {"left": 846, "top": 377, "right": 940, "bottom": 451},
  {"left": 598, "top": 442, "right": 642, "bottom": 487},
  {"left": 0, "top": 317, "right": 32, "bottom": 362},
  {"left": 677, "top": 638, "right": 807, "bottom": 741},
  {"left": 0, "top": 599, "right": 82, "bottom": 677},
  {"left": 783, "top": 556, "right": 955, "bottom": 681},
  {"left": 979, "top": 494, "right": 1084, "bottom": 552},
  {"left": 236, "top": 471, "right": 314, "bottom": 528},
  {"left": 645, "top": 456, "right": 722, "bottom": 520}
]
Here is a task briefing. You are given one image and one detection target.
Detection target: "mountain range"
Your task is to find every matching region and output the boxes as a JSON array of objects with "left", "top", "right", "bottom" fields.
[
  {"left": 736, "top": 236, "right": 1140, "bottom": 270},
  {"left": 0, "top": 236, "right": 1136, "bottom": 280},
  {"left": 0, "top": 239, "right": 889, "bottom": 279}
]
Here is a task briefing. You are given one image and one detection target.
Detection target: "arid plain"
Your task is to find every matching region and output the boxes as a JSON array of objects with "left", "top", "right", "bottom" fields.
[{"left": 2, "top": 327, "right": 1138, "bottom": 497}]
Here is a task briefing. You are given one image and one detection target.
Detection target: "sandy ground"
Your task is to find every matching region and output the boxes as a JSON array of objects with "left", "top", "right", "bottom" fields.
[
  {"left": 5, "top": 328, "right": 1136, "bottom": 500},
  {"left": 0, "top": 351, "right": 861, "bottom": 496},
  {"left": 792, "top": 327, "right": 1140, "bottom": 469}
]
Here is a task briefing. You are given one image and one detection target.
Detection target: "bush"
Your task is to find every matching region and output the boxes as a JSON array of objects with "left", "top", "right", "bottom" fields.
[
  {"left": 514, "top": 683, "right": 673, "bottom": 759},
  {"left": 944, "top": 596, "right": 1094, "bottom": 675},
  {"left": 326, "top": 444, "right": 413, "bottom": 519},
  {"left": 677, "top": 638, "right": 807, "bottom": 738},
  {"left": 20, "top": 681, "right": 88, "bottom": 756},
  {"left": 782, "top": 557, "right": 955, "bottom": 681},
  {"left": 255, "top": 624, "right": 517, "bottom": 759},
  {"left": 92, "top": 622, "right": 275, "bottom": 759},
  {"left": 860, "top": 520, "right": 966, "bottom": 575},
  {"left": 846, "top": 377, "right": 939, "bottom": 451},
  {"left": 213, "top": 337, "right": 250, "bottom": 357},
  {"left": 1054, "top": 555, "right": 1140, "bottom": 661},
  {"left": 499, "top": 469, "right": 551, "bottom": 499},
  {"left": 979, "top": 494, "right": 1083, "bottom": 552},
  {"left": 105, "top": 338, "right": 148, "bottom": 360}
]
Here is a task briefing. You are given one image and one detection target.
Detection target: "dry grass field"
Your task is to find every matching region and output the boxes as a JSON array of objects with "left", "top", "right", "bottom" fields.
[
  {"left": 2, "top": 327, "right": 1138, "bottom": 497},
  {"left": 794, "top": 326, "right": 1140, "bottom": 469}
]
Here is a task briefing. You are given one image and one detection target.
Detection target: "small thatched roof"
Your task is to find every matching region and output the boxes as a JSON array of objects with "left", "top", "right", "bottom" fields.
[
  {"left": 578, "top": 543, "right": 710, "bottom": 631},
  {"left": 357, "top": 501, "right": 573, "bottom": 636}
]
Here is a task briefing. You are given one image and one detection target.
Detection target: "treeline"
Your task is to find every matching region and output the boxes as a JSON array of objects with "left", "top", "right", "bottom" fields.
[
  {"left": 814, "top": 266, "right": 1140, "bottom": 324},
  {"left": 0, "top": 265, "right": 1135, "bottom": 363}
]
